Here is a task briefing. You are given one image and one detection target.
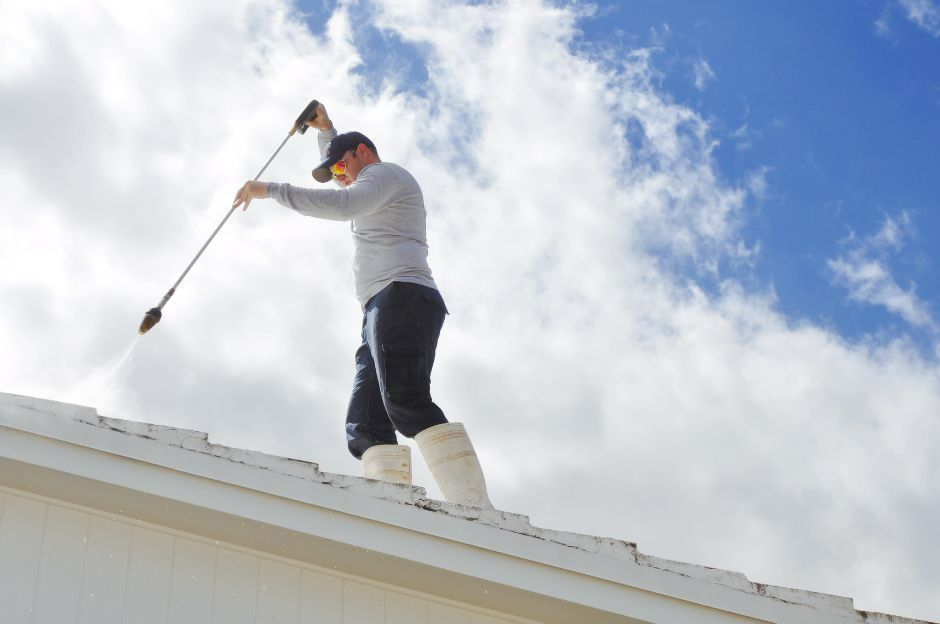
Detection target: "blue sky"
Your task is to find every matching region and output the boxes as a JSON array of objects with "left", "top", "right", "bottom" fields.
[
  {"left": 2, "top": 1, "right": 939, "bottom": 620},
  {"left": 599, "top": 0, "right": 940, "bottom": 347},
  {"left": 300, "top": 0, "right": 940, "bottom": 350}
]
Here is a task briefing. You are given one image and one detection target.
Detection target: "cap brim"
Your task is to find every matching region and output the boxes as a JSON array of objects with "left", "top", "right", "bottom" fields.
[
  {"left": 312, "top": 155, "right": 336, "bottom": 183},
  {"left": 312, "top": 167, "right": 333, "bottom": 183}
]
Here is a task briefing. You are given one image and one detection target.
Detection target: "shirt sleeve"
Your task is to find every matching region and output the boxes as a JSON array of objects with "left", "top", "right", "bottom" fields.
[
  {"left": 317, "top": 128, "right": 337, "bottom": 159},
  {"left": 267, "top": 165, "right": 398, "bottom": 222}
]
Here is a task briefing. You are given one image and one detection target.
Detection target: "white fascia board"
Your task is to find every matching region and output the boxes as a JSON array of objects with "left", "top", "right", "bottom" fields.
[{"left": 0, "top": 393, "right": 923, "bottom": 624}]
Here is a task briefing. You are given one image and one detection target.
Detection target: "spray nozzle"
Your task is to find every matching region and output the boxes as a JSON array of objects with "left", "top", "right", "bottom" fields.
[{"left": 139, "top": 308, "right": 162, "bottom": 335}]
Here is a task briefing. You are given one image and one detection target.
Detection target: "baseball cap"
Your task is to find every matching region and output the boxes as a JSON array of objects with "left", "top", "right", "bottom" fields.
[{"left": 311, "top": 131, "right": 377, "bottom": 183}]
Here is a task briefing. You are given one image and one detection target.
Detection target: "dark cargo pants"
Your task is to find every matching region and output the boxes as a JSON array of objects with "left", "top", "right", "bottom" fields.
[{"left": 346, "top": 281, "right": 449, "bottom": 459}]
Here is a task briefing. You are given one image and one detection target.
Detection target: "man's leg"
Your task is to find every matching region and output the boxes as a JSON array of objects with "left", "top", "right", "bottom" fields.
[
  {"left": 345, "top": 321, "right": 398, "bottom": 459},
  {"left": 368, "top": 282, "right": 448, "bottom": 437},
  {"left": 368, "top": 282, "right": 494, "bottom": 508}
]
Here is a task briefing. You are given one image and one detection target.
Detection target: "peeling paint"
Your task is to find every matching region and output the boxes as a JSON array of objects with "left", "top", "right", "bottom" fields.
[
  {"left": 858, "top": 609, "right": 932, "bottom": 625},
  {"left": 0, "top": 391, "right": 929, "bottom": 624}
]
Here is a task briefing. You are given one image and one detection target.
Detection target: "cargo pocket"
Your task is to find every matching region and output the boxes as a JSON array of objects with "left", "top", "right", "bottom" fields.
[
  {"left": 382, "top": 344, "right": 430, "bottom": 405},
  {"left": 421, "top": 288, "right": 449, "bottom": 315}
]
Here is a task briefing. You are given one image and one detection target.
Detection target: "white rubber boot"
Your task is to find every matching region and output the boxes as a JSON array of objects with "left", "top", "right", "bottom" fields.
[
  {"left": 415, "top": 423, "right": 494, "bottom": 509},
  {"left": 362, "top": 444, "right": 412, "bottom": 485}
]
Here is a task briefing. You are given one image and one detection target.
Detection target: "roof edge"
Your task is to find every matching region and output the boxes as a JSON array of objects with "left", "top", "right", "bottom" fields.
[{"left": 0, "top": 391, "right": 931, "bottom": 623}]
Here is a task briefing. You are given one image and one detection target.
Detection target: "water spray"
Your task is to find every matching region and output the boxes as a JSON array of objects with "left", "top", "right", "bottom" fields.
[{"left": 139, "top": 99, "right": 322, "bottom": 335}]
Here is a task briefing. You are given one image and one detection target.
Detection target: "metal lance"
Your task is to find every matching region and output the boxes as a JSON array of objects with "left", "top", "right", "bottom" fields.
[{"left": 139, "top": 99, "right": 321, "bottom": 335}]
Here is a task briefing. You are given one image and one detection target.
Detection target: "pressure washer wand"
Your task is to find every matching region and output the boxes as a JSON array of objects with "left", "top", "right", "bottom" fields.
[{"left": 139, "top": 99, "right": 321, "bottom": 335}]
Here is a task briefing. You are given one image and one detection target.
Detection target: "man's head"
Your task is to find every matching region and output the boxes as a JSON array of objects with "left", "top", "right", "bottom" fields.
[{"left": 312, "top": 131, "right": 380, "bottom": 185}]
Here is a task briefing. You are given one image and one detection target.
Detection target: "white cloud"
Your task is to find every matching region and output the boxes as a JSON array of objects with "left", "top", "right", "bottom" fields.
[
  {"left": 828, "top": 257, "right": 935, "bottom": 328},
  {"left": 1, "top": 0, "right": 938, "bottom": 621},
  {"left": 899, "top": 0, "right": 940, "bottom": 36},
  {"left": 730, "top": 121, "right": 754, "bottom": 151},
  {"left": 728, "top": 99, "right": 761, "bottom": 152},
  {"left": 747, "top": 166, "right": 771, "bottom": 202},
  {"left": 875, "top": 15, "right": 893, "bottom": 38},
  {"left": 871, "top": 209, "right": 912, "bottom": 250},
  {"left": 827, "top": 212, "right": 936, "bottom": 332},
  {"left": 875, "top": 1, "right": 898, "bottom": 40},
  {"left": 692, "top": 57, "right": 715, "bottom": 91}
]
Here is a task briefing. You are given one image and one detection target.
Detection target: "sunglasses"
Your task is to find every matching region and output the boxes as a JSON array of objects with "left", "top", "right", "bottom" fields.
[{"left": 329, "top": 149, "right": 357, "bottom": 178}]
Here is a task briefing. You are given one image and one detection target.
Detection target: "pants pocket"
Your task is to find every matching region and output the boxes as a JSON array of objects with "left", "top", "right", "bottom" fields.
[
  {"left": 382, "top": 344, "right": 429, "bottom": 405},
  {"left": 420, "top": 288, "right": 449, "bottom": 315}
]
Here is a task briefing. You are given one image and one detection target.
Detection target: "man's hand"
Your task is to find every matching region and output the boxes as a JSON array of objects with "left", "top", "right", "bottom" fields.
[
  {"left": 232, "top": 181, "right": 269, "bottom": 211},
  {"left": 305, "top": 102, "right": 334, "bottom": 132}
]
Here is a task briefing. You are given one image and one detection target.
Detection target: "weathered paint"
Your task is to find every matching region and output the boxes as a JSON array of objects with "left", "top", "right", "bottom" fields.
[{"left": 0, "top": 392, "right": 930, "bottom": 623}]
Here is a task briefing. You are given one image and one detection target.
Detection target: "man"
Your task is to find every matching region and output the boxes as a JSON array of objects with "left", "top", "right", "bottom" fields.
[{"left": 232, "top": 103, "right": 493, "bottom": 509}]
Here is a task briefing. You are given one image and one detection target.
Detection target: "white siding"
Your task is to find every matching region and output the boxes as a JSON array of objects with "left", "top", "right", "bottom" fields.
[
  {"left": 0, "top": 493, "right": 46, "bottom": 623},
  {"left": 430, "top": 600, "right": 472, "bottom": 623},
  {"left": 31, "top": 504, "right": 87, "bottom": 622},
  {"left": 0, "top": 489, "right": 520, "bottom": 623},
  {"left": 78, "top": 515, "right": 132, "bottom": 623},
  {"left": 257, "top": 559, "right": 301, "bottom": 622},
  {"left": 168, "top": 537, "right": 217, "bottom": 622},
  {"left": 343, "top": 581, "right": 386, "bottom": 623},
  {"left": 213, "top": 547, "right": 259, "bottom": 622},
  {"left": 385, "top": 590, "right": 429, "bottom": 623},
  {"left": 124, "top": 526, "right": 174, "bottom": 622},
  {"left": 300, "top": 569, "right": 343, "bottom": 623}
]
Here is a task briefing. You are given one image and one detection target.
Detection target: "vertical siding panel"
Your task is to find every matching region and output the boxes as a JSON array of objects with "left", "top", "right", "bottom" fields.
[
  {"left": 300, "top": 570, "right": 343, "bottom": 623},
  {"left": 256, "top": 559, "right": 301, "bottom": 623},
  {"left": 469, "top": 610, "right": 507, "bottom": 623},
  {"left": 385, "top": 590, "right": 429, "bottom": 623},
  {"left": 123, "top": 527, "right": 174, "bottom": 623},
  {"left": 32, "top": 504, "right": 89, "bottom": 623},
  {"left": 78, "top": 515, "right": 132, "bottom": 623},
  {"left": 0, "top": 494, "right": 47, "bottom": 622},
  {"left": 168, "top": 538, "right": 216, "bottom": 623},
  {"left": 429, "top": 601, "right": 471, "bottom": 623},
  {"left": 343, "top": 580, "right": 385, "bottom": 624},
  {"left": 211, "top": 547, "right": 258, "bottom": 623}
]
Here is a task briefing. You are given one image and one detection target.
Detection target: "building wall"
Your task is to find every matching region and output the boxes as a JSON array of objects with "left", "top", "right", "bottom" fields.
[{"left": 0, "top": 487, "right": 521, "bottom": 624}]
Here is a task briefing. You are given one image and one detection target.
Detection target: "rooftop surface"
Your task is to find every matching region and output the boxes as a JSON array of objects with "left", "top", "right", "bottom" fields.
[{"left": 0, "top": 391, "right": 929, "bottom": 623}]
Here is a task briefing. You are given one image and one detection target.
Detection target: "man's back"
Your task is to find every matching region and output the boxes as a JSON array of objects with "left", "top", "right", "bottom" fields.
[
  {"left": 267, "top": 160, "right": 438, "bottom": 306},
  {"left": 348, "top": 161, "right": 437, "bottom": 306}
]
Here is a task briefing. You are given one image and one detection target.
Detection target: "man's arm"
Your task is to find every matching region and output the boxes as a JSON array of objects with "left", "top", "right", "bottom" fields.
[
  {"left": 231, "top": 165, "right": 400, "bottom": 221},
  {"left": 231, "top": 102, "right": 340, "bottom": 212},
  {"left": 318, "top": 127, "right": 337, "bottom": 159},
  {"left": 307, "top": 102, "right": 338, "bottom": 159},
  {"left": 266, "top": 167, "right": 397, "bottom": 221}
]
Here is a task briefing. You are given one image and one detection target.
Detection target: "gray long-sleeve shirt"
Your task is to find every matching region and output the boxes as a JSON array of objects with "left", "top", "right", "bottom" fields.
[{"left": 267, "top": 130, "right": 438, "bottom": 308}]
